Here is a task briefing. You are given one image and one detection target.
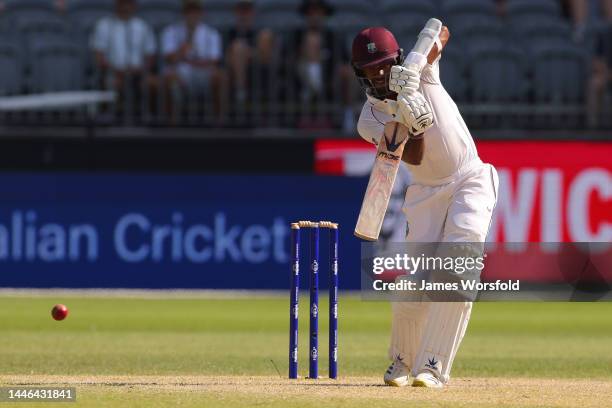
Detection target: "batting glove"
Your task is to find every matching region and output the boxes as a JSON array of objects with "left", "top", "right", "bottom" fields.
[
  {"left": 397, "top": 91, "right": 434, "bottom": 136},
  {"left": 389, "top": 64, "right": 421, "bottom": 96}
]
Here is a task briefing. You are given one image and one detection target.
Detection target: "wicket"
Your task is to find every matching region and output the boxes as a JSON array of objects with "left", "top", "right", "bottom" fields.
[{"left": 289, "top": 220, "right": 339, "bottom": 379}]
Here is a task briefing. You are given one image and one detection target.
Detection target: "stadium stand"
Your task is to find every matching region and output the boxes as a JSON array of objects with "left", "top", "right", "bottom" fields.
[
  {"left": 0, "top": 41, "right": 23, "bottom": 95},
  {"left": 0, "top": 0, "right": 608, "bottom": 132}
]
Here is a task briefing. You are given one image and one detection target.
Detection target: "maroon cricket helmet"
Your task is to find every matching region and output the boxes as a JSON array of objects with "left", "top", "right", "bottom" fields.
[{"left": 351, "top": 27, "right": 404, "bottom": 99}]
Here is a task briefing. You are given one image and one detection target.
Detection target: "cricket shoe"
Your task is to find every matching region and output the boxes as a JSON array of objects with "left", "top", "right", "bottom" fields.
[
  {"left": 412, "top": 371, "right": 444, "bottom": 388},
  {"left": 383, "top": 356, "right": 410, "bottom": 387}
]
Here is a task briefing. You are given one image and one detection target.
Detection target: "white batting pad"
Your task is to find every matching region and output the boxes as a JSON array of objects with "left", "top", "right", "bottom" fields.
[
  {"left": 388, "top": 302, "right": 430, "bottom": 369},
  {"left": 412, "top": 301, "right": 472, "bottom": 383}
]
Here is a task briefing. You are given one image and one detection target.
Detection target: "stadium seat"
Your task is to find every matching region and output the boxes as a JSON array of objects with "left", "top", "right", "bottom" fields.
[
  {"left": 507, "top": 17, "right": 573, "bottom": 56},
  {"left": 469, "top": 48, "right": 528, "bottom": 102},
  {"left": 66, "top": 0, "right": 113, "bottom": 8},
  {"left": 143, "top": 12, "right": 180, "bottom": 34},
  {"left": 256, "top": 0, "right": 303, "bottom": 30},
  {"left": 507, "top": 0, "right": 561, "bottom": 27},
  {"left": 204, "top": 0, "right": 248, "bottom": 8},
  {"left": 4, "top": 0, "right": 54, "bottom": 10},
  {"left": 202, "top": 0, "right": 249, "bottom": 28},
  {"left": 3, "top": 0, "right": 58, "bottom": 27},
  {"left": 442, "top": 0, "right": 495, "bottom": 27},
  {"left": 258, "top": 0, "right": 301, "bottom": 13},
  {"left": 0, "top": 42, "right": 24, "bottom": 95},
  {"left": 454, "top": 21, "right": 506, "bottom": 56},
  {"left": 506, "top": 0, "right": 560, "bottom": 16},
  {"left": 30, "top": 41, "right": 84, "bottom": 92},
  {"left": 442, "top": 0, "right": 495, "bottom": 13},
  {"left": 328, "top": 0, "right": 370, "bottom": 13},
  {"left": 467, "top": 35, "right": 506, "bottom": 57},
  {"left": 139, "top": 0, "right": 180, "bottom": 12},
  {"left": 26, "top": 31, "right": 78, "bottom": 58},
  {"left": 532, "top": 44, "right": 586, "bottom": 104},
  {"left": 439, "top": 46, "right": 467, "bottom": 101},
  {"left": 327, "top": 12, "right": 371, "bottom": 33},
  {"left": 513, "top": 17, "right": 572, "bottom": 41},
  {"left": 382, "top": 0, "right": 439, "bottom": 37},
  {"left": 583, "top": 21, "right": 609, "bottom": 55},
  {"left": 138, "top": 0, "right": 178, "bottom": 6},
  {"left": 395, "top": 21, "right": 431, "bottom": 49},
  {"left": 67, "top": 0, "right": 113, "bottom": 34},
  {"left": 139, "top": 1, "right": 180, "bottom": 33},
  {"left": 327, "top": 0, "right": 370, "bottom": 31},
  {"left": 451, "top": 15, "right": 503, "bottom": 36},
  {"left": 16, "top": 14, "right": 71, "bottom": 35},
  {"left": 388, "top": 13, "right": 435, "bottom": 36},
  {"left": 206, "top": 10, "right": 237, "bottom": 30},
  {"left": 382, "top": 0, "right": 437, "bottom": 15},
  {"left": 256, "top": 11, "right": 303, "bottom": 31}
]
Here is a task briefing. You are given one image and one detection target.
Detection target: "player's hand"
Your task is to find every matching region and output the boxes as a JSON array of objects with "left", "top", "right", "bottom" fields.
[
  {"left": 389, "top": 64, "right": 420, "bottom": 96},
  {"left": 397, "top": 91, "right": 433, "bottom": 136}
]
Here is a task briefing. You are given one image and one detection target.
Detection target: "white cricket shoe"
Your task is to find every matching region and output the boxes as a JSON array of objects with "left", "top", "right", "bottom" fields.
[
  {"left": 412, "top": 371, "right": 444, "bottom": 388},
  {"left": 384, "top": 357, "right": 410, "bottom": 387}
]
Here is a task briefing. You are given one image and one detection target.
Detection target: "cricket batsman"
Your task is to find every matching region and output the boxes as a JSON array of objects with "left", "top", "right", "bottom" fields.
[{"left": 351, "top": 23, "right": 499, "bottom": 388}]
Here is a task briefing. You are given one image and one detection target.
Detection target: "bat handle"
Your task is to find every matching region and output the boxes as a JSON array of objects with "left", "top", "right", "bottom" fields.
[{"left": 404, "top": 18, "right": 443, "bottom": 72}]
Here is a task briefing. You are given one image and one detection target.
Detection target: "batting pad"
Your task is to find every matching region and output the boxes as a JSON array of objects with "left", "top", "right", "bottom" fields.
[
  {"left": 388, "top": 302, "right": 430, "bottom": 369},
  {"left": 412, "top": 301, "right": 472, "bottom": 383}
]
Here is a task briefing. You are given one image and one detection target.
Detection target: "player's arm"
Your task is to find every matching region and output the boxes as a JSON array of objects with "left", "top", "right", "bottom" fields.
[
  {"left": 397, "top": 26, "right": 450, "bottom": 166},
  {"left": 356, "top": 102, "right": 384, "bottom": 145},
  {"left": 402, "top": 137, "right": 424, "bottom": 165},
  {"left": 427, "top": 26, "right": 450, "bottom": 65},
  {"left": 389, "top": 25, "right": 450, "bottom": 94}
]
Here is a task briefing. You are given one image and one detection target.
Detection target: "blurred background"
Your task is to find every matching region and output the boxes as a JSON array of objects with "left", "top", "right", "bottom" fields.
[
  {"left": 0, "top": 0, "right": 610, "bottom": 132},
  {"left": 0, "top": 0, "right": 609, "bottom": 289}
]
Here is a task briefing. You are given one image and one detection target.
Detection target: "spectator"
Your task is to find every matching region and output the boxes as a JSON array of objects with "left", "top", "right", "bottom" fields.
[
  {"left": 91, "top": 0, "right": 157, "bottom": 119},
  {"left": 293, "top": 0, "right": 355, "bottom": 133},
  {"left": 561, "top": 0, "right": 612, "bottom": 42},
  {"left": 226, "top": 0, "right": 276, "bottom": 107},
  {"left": 587, "top": 24, "right": 611, "bottom": 127},
  {"left": 54, "top": 0, "right": 67, "bottom": 14},
  {"left": 494, "top": 0, "right": 507, "bottom": 18},
  {"left": 91, "top": 0, "right": 156, "bottom": 116},
  {"left": 162, "top": 0, "right": 226, "bottom": 122}
]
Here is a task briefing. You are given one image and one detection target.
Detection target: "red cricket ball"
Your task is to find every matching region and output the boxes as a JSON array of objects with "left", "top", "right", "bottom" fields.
[{"left": 51, "top": 304, "right": 69, "bottom": 321}]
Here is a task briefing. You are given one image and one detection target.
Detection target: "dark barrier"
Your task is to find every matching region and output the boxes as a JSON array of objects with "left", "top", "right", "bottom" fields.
[
  {"left": 0, "top": 173, "right": 366, "bottom": 289},
  {"left": 0, "top": 138, "right": 314, "bottom": 172}
]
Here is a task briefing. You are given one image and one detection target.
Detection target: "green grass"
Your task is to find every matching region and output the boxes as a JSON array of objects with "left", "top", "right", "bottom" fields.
[
  {"left": 0, "top": 295, "right": 611, "bottom": 406},
  {"left": 1, "top": 297, "right": 611, "bottom": 378}
]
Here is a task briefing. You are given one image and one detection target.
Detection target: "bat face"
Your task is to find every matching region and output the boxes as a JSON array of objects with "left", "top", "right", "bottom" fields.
[{"left": 355, "top": 122, "right": 410, "bottom": 241}]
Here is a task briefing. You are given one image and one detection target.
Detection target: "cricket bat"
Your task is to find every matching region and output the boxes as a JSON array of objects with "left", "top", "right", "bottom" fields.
[
  {"left": 354, "top": 121, "right": 409, "bottom": 241},
  {"left": 354, "top": 18, "right": 443, "bottom": 241}
]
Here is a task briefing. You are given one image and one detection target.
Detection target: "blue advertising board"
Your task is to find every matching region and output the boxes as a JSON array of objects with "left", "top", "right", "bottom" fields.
[{"left": 0, "top": 174, "right": 367, "bottom": 289}]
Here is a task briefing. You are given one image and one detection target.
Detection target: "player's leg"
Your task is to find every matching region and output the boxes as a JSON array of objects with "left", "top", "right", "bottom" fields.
[
  {"left": 226, "top": 38, "right": 251, "bottom": 104},
  {"left": 443, "top": 164, "right": 498, "bottom": 243},
  {"left": 412, "top": 164, "right": 498, "bottom": 387},
  {"left": 385, "top": 182, "right": 452, "bottom": 386},
  {"left": 385, "top": 301, "right": 429, "bottom": 386},
  {"left": 412, "top": 301, "right": 472, "bottom": 387}
]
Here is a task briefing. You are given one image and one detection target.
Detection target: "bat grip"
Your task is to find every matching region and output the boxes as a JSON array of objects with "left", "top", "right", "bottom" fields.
[{"left": 404, "top": 18, "right": 443, "bottom": 72}]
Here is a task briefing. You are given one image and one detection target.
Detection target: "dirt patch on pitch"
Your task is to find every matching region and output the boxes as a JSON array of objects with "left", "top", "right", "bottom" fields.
[{"left": 1, "top": 375, "right": 610, "bottom": 408}]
